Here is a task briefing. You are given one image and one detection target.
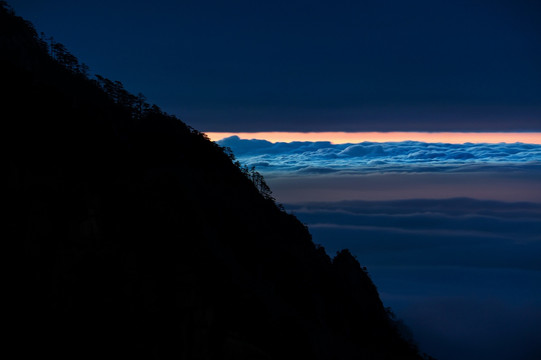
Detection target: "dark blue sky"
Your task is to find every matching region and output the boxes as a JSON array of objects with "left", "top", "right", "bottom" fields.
[{"left": 10, "top": 0, "right": 541, "bottom": 131}]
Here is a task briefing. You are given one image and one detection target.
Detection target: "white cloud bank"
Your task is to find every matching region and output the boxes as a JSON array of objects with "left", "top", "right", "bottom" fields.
[{"left": 218, "top": 136, "right": 541, "bottom": 175}]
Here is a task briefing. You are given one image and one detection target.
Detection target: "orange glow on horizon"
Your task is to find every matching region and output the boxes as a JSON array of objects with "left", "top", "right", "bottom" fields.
[{"left": 205, "top": 132, "right": 541, "bottom": 145}]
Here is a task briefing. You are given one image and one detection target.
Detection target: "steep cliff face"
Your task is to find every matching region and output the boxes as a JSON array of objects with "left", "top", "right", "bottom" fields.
[{"left": 4, "top": 3, "right": 424, "bottom": 359}]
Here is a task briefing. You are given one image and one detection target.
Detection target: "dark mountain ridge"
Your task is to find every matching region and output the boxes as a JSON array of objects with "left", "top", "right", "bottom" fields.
[{"left": 4, "top": 3, "right": 428, "bottom": 359}]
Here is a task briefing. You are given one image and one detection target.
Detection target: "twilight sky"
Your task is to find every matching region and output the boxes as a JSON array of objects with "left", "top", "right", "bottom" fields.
[
  {"left": 9, "top": 2, "right": 541, "bottom": 359},
  {"left": 9, "top": 0, "right": 541, "bottom": 132}
]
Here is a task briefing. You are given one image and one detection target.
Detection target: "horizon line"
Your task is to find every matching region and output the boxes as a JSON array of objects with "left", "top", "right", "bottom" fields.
[{"left": 205, "top": 132, "right": 541, "bottom": 145}]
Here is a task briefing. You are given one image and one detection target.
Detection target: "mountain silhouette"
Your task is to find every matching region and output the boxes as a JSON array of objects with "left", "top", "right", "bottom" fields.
[{"left": 4, "top": 3, "right": 430, "bottom": 359}]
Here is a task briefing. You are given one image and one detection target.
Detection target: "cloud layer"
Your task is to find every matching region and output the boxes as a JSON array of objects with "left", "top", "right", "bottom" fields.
[
  {"left": 218, "top": 136, "right": 541, "bottom": 175},
  {"left": 287, "top": 198, "right": 541, "bottom": 270},
  {"left": 286, "top": 198, "right": 541, "bottom": 360},
  {"left": 218, "top": 136, "right": 541, "bottom": 359}
]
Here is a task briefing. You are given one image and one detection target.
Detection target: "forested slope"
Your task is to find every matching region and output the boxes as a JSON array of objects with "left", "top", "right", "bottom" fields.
[{"left": 3, "top": 3, "right": 427, "bottom": 359}]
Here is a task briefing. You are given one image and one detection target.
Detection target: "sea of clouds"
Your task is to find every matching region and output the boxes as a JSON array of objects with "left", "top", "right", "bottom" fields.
[
  {"left": 218, "top": 136, "right": 541, "bottom": 175},
  {"left": 286, "top": 199, "right": 541, "bottom": 271},
  {"left": 288, "top": 198, "right": 541, "bottom": 360},
  {"left": 218, "top": 135, "right": 541, "bottom": 360}
]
